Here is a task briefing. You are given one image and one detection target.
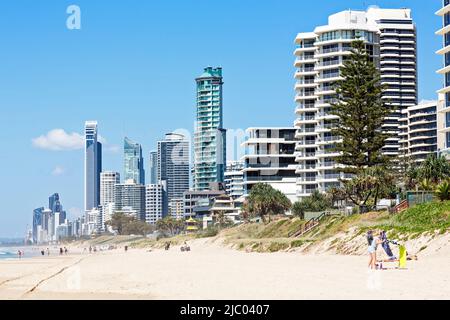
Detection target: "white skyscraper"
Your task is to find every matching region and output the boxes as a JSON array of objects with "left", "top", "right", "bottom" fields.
[
  {"left": 294, "top": 8, "right": 417, "bottom": 198},
  {"left": 145, "top": 184, "right": 164, "bottom": 225},
  {"left": 100, "top": 171, "right": 120, "bottom": 228}
]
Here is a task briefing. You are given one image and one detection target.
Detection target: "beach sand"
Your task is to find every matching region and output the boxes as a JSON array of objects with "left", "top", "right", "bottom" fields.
[{"left": 0, "top": 239, "right": 449, "bottom": 300}]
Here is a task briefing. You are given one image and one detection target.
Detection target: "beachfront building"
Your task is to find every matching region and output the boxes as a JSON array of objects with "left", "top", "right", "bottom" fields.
[
  {"left": 224, "top": 161, "right": 245, "bottom": 200},
  {"left": 100, "top": 171, "right": 120, "bottom": 229},
  {"left": 436, "top": 2, "right": 450, "bottom": 157},
  {"left": 294, "top": 8, "right": 417, "bottom": 198},
  {"left": 194, "top": 67, "right": 227, "bottom": 191},
  {"left": 85, "top": 121, "right": 102, "bottom": 211},
  {"left": 399, "top": 101, "right": 438, "bottom": 164},
  {"left": 149, "top": 151, "right": 158, "bottom": 185},
  {"left": 183, "top": 190, "right": 225, "bottom": 218},
  {"left": 242, "top": 128, "right": 298, "bottom": 203},
  {"left": 157, "top": 133, "right": 190, "bottom": 217},
  {"left": 209, "top": 194, "right": 241, "bottom": 227},
  {"left": 145, "top": 184, "right": 164, "bottom": 225},
  {"left": 124, "top": 137, "right": 145, "bottom": 185},
  {"left": 114, "top": 180, "right": 146, "bottom": 221}
]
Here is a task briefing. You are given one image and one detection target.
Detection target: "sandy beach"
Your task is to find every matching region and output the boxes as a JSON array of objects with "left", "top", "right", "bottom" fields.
[{"left": 0, "top": 239, "right": 449, "bottom": 300}]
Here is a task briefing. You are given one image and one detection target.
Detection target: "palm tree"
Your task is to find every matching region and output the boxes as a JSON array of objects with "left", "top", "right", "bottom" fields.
[
  {"left": 436, "top": 180, "right": 450, "bottom": 201},
  {"left": 418, "top": 155, "right": 450, "bottom": 185},
  {"left": 246, "top": 183, "right": 292, "bottom": 223}
]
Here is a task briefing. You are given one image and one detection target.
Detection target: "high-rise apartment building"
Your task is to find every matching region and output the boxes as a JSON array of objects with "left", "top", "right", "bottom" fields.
[
  {"left": 157, "top": 133, "right": 190, "bottom": 217},
  {"left": 100, "top": 171, "right": 120, "bottom": 227},
  {"left": 294, "top": 8, "right": 417, "bottom": 198},
  {"left": 124, "top": 137, "right": 145, "bottom": 185},
  {"left": 224, "top": 161, "right": 245, "bottom": 200},
  {"left": 100, "top": 172, "right": 120, "bottom": 206},
  {"left": 242, "top": 128, "right": 298, "bottom": 203},
  {"left": 85, "top": 121, "right": 102, "bottom": 211},
  {"left": 114, "top": 180, "right": 146, "bottom": 221},
  {"left": 194, "top": 67, "right": 226, "bottom": 191},
  {"left": 145, "top": 184, "right": 164, "bottom": 225},
  {"left": 149, "top": 151, "right": 158, "bottom": 185},
  {"left": 399, "top": 101, "right": 438, "bottom": 164},
  {"left": 436, "top": 2, "right": 450, "bottom": 156}
]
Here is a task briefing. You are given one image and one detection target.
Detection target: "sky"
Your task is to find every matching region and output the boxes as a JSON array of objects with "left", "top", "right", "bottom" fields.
[{"left": 0, "top": 0, "right": 443, "bottom": 237}]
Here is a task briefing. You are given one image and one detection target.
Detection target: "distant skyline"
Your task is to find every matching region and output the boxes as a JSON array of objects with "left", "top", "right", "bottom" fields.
[{"left": 0, "top": 0, "right": 443, "bottom": 237}]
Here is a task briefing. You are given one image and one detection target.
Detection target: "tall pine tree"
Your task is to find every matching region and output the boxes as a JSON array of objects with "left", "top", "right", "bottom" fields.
[{"left": 330, "top": 40, "right": 392, "bottom": 173}]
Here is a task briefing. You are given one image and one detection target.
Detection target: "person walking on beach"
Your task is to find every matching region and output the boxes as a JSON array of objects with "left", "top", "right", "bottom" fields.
[
  {"left": 17, "top": 250, "right": 22, "bottom": 259},
  {"left": 64, "top": 247, "right": 68, "bottom": 255},
  {"left": 59, "top": 248, "right": 63, "bottom": 255},
  {"left": 367, "top": 231, "right": 383, "bottom": 270},
  {"left": 46, "top": 248, "right": 50, "bottom": 256},
  {"left": 89, "top": 246, "right": 92, "bottom": 254}
]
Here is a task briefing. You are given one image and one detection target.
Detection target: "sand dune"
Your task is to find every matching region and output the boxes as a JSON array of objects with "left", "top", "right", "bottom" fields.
[{"left": 0, "top": 238, "right": 449, "bottom": 300}]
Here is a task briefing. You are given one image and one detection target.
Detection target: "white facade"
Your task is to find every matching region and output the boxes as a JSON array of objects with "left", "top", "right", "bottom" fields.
[
  {"left": 100, "top": 171, "right": 120, "bottom": 206},
  {"left": 294, "top": 8, "right": 417, "bottom": 198},
  {"left": 399, "top": 101, "right": 438, "bottom": 164},
  {"left": 242, "top": 128, "right": 298, "bottom": 203},
  {"left": 145, "top": 184, "right": 164, "bottom": 225},
  {"left": 100, "top": 171, "right": 120, "bottom": 229},
  {"left": 224, "top": 161, "right": 245, "bottom": 199},
  {"left": 436, "top": 2, "right": 450, "bottom": 156}
]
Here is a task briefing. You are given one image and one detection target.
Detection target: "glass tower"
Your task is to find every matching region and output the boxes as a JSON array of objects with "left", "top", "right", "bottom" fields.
[
  {"left": 124, "top": 137, "right": 145, "bottom": 185},
  {"left": 85, "top": 121, "right": 102, "bottom": 211},
  {"left": 149, "top": 151, "right": 158, "bottom": 185},
  {"left": 194, "top": 67, "right": 226, "bottom": 191},
  {"left": 49, "top": 193, "right": 66, "bottom": 223},
  {"left": 32, "top": 207, "right": 44, "bottom": 244},
  {"left": 157, "top": 133, "right": 190, "bottom": 216}
]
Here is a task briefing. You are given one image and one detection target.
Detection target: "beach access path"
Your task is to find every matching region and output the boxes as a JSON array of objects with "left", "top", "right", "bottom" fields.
[{"left": 0, "top": 239, "right": 448, "bottom": 300}]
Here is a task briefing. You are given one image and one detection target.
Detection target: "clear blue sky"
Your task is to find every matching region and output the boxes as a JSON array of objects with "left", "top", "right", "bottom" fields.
[{"left": 0, "top": 0, "right": 442, "bottom": 237}]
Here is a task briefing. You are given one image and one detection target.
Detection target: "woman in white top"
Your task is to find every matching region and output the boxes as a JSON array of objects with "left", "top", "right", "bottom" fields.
[{"left": 367, "top": 231, "right": 383, "bottom": 270}]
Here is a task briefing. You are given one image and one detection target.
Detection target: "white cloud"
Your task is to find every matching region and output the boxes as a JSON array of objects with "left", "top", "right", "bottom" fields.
[
  {"left": 51, "top": 166, "right": 65, "bottom": 176},
  {"left": 32, "top": 129, "right": 83, "bottom": 151}
]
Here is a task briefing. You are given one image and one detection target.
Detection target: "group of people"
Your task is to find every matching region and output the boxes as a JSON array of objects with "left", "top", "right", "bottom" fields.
[
  {"left": 367, "top": 230, "right": 398, "bottom": 270},
  {"left": 38, "top": 247, "right": 69, "bottom": 256}
]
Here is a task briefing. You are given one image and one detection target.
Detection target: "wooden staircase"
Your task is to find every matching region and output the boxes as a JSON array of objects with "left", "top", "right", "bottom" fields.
[
  {"left": 390, "top": 200, "right": 409, "bottom": 214},
  {"left": 290, "top": 211, "right": 330, "bottom": 238}
]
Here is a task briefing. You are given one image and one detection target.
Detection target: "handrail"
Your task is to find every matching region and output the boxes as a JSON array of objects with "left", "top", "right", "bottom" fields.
[{"left": 290, "top": 211, "right": 331, "bottom": 238}]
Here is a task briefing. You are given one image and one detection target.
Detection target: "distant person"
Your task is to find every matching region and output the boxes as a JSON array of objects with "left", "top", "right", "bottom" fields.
[
  {"left": 64, "top": 247, "right": 68, "bottom": 255},
  {"left": 89, "top": 246, "right": 92, "bottom": 254},
  {"left": 46, "top": 248, "right": 50, "bottom": 256},
  {"left": 124, "top": 246, "right": 128, "bottom": 252},
  {"left": 41, "top": 250, "right": 45, "bottom": 256},
  {"left": 17, "top": 250, "right": 22, "bottom": 259},
  {"left": 59, "top": 248, "right": 63, "bottom": 255}
]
